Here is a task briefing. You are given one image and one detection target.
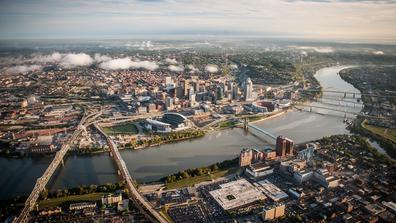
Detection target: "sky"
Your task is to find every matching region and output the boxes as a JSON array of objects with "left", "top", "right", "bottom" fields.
[{"left": 0, "top": 0, "right": 395, "bottom": 42}]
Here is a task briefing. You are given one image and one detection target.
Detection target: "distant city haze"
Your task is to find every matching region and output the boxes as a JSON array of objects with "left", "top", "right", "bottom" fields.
[{"left": 0, "top": 0, "right": 395, "bottom": 43}]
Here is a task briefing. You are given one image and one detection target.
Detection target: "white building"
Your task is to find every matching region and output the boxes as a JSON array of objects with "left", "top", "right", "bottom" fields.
[
  {"left": 165, "top": 76, "right": 173, "bottom": 85},
  {"left": 293, "top": 170, "right": 313, "bottom": 184},
  {"left": 246, "top": 162, "right": 274, "bottom": 178},
  {"left": 255, "top": 180, "right": 289, "bottom": 202},
  {"left": 244, "top": 78, "right": 254, "bottom": 101},
  {"left": 146, "top": 119, "right": 172, "bottom": 133},
  {"left": 313, "top": 169, "right": 340, "bottom": 188}
]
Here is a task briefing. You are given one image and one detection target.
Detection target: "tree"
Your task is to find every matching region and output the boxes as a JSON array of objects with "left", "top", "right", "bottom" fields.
[
  {"left": 180, "top": 171, "right": 190, "bottom": 179},
  {"left": 77, "top": 186, "right": 85, "bottom": 195},
  {"left": 89, "top": 184, "right": 97, "bottom": 193},
  {"left": 56, "top": 189, "right": 63, "bottom": 198},
  {"left": 166, "top": 176, "right": 173, "bottom": 183},
  {"left": 40, "top": 189, "right": 49, "bottom": 200},
  {"left": 210, "top": 164, "right": 219, "bottom": 171}
]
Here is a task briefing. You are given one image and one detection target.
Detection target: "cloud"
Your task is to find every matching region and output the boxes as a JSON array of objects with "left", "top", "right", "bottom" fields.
[
  {"left": 296, "top": 46, "right": 334, "bottom": 53},
  {"left": 94, "top": 53, "right": 112, "bottom": 62},
  {"left": 187, "top": 64, "right": 199, "bottom": 73},
  {"left": 168, "top": 65, "right": 184, "bottom": 72},
  {"left": 99, "top": 57, "right": 158, "bottom": 70},
  {"left": 6, "top": 65, "right": 41, "bottom": 74},
  {"left": 132, "top": 60, "right": 159, "bottom": 70},
  {"left": 59, "top": 53, "right": 93, "bottom": 68},
  {"left": 205, "top": 64, "right": 219, "bottom": 73},
  {"left": 126, "top": 41, "right": 153, "bottom": 49},
  {"left": 99, "top": 58, "right": 132, "bottom": 70},
  {"left": 165, "top": 58, "right": 178, "bottom": 64},
  {"left": 31, "top": 52, "right": 63, "bottom": 63},
  {"left": 31, "top": 52, "right": 94, "bottom": 68},
  {"left": 230, "top": 64, "right": 238, "bottom": 69},
  {"left": 1, "top": 0, "right": 396, "bottom": 42},
  {"left": 373, "top": 51, "right": 385, "bottom": 55},
  {"left": 284, "top": 0, "right": 396, "bottom": 4}
]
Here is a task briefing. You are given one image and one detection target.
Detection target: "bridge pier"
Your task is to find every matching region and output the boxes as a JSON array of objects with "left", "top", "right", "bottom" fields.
[
  {"left": 61, "top": 158, "right": 64, "bottom": 167},
  {"left": 243, "top": 118, "right": 248, "bottom": 130},
  {"left": 344, "top": 92, "right": 347, "bottom": 98}
]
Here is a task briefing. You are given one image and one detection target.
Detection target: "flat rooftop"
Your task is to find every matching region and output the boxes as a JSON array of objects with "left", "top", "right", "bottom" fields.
[
  {"left": 209, "top": 179, "right": 266, "bottom": 210},
  {"left": 256, "top": 180, "right": 289, "bottom": 202},
  {"left": 249, "top": 162, "right": 273, "bottom": 172}
]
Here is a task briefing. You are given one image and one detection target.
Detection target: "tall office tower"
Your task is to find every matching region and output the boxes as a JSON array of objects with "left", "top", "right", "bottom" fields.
[
  {"left": 216, "top": 86, "right": 224, "bottom": 100},
  {"left": 239, "top": 148, "right": 253, "bottom": 167},
  {"left": 191, "top": 80, "right": 199, "bottom": 92},
  {"left": 183, "top": 79, "right": 190, "bottom": 97},
  {"left": 244, "top": 78, "right": 254, "bottom": 101},
  {"left": 165, "top": 76, "right": 173, "bottom": 85},
  {"left": 175, "top": 86, "right": 184, "bottom": 99},
  {"left": 165, "top": 97, "right": 174, "bottom": 110},
  {"left": 227, "top": 81, "right": 234, "bottom": 93},
  {"left": 276, "top": 136, "right": 287, "bottom": 157},
  {"left": 276, "top": 136, "right": 294, "bottom": 157},
  {"left": 285, "top": 139, "right": 294, "bottom": 155},
  {"left": 232, "top": 86, "right": 239, "bottom": 100}
]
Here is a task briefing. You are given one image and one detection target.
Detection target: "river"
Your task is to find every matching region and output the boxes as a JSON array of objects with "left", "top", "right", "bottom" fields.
[{"left": 0, "top": 66, "right": 366, "bottom": 200}]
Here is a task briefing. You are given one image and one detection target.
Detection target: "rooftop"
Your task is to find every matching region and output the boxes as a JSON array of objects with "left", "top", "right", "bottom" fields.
[
  {"left": 256, "top": 180, "right": 289, "bottom": 202},
  {"left": 209, "top": 179, "right": 266, "bottom": 210}
]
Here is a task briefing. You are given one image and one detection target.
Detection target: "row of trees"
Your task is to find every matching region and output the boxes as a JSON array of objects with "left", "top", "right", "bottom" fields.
[
  {"left": 163, "top": 158, "right": 238, "bottom": 184},
  {"left": 132, "top": 129, "right": 205, "bottom": 148},
  {"left": 39, "top": 182, "right": 125, "bottom": 200}
]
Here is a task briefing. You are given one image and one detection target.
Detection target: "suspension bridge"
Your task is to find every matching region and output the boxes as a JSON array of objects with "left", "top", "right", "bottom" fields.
[{"left": 242, "top": 118, "right": 277, "bottom": 144}]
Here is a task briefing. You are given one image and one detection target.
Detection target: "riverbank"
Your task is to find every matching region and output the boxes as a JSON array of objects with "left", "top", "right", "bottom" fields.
[
  {"left": 0, "top": 181, "right": 126, "bottom": 222},
  {"left": 132, "top": 129, "right": 205, "bottom": 149},
  {"left": 249, "top": 110, "right": 287, "bottom": 124},
  {"left": 349, "top": 117, "right": 396, "bottom": 159},
  {"left": 214, "top": 109, "right": 288, "bottom": 131},
  {"left": 160, "top": 157, "right": 239, "bottom": 190},
  {"left": 338, "top": 66, "right": 396, "bottom": 159}
]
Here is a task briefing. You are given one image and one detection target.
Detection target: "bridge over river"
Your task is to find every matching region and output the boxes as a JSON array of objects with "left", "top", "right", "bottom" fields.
[
  {"left": 242, "top": 118, "right": 277, "bottom": 145},
  {"left": 94, "top": 124, "right": 168, "bottom": 223},
  {"left": 14, "top": 111, "right": 102, "bottom": 223}
]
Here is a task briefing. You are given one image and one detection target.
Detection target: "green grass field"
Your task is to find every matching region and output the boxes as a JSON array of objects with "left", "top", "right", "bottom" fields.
[
  {"left": 218, "top": 120, "right": 238, "bottom": 128},
  {"left": 38, "top": 193, "right": 105, "bottom": 208},
  {"left": 362, "top": 120, "right": 396, "bottom": 143},
  {"left": 103, "top": 123, "right": 138, "bottom": 135},
  {"left": 165, "top": 167, "right": 238, "bottom": 190}
]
